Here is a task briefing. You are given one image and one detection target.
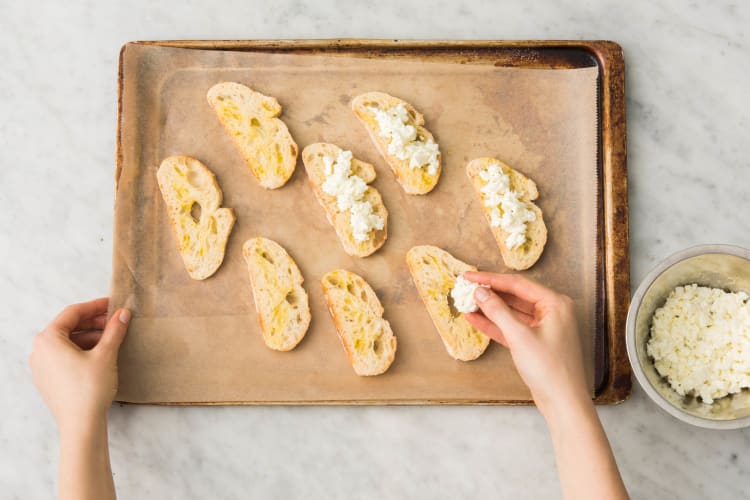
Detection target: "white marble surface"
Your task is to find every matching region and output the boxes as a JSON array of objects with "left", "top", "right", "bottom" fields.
[{"left": 2, "top": 0, "right": 749, "bottom": 498}]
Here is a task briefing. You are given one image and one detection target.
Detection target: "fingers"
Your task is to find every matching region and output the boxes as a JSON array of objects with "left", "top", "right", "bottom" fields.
[
  {"left": 70, "top": 331, "right": 103, "bottom": 350},
  {"left": 464, "top": 312, "right": 508, "bottom": 346},
  {"left": 473, "top": 287, "right": 529, "bottom": 346},
  {"left": 506, "top": 307, "right": 536, "bottom": 326},
  {"left": 51, "top": 298, "right": 110, "bottom": 335},
  {"left": 94, "top": 308, "right": 131, "bottom": 355},
  {"left": 75, "top": 314, "right": 108, "bottom": 332},
  {"left": 497, "top": 292, "right": 535, "bottom": 317},
  {"left": 464, "top": 272, "right": 554, "bottom": 305}
]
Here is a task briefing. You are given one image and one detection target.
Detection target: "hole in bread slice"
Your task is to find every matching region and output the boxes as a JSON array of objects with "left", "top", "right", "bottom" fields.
[
  {"left": 258, "top": 251, "right": 275, "bottom": 265},
  {"left": 368, "top": 324, "right": 385, "bottom": 355},
  {"left": 190, "top": 202, "right": 202, "bottom": 223}
]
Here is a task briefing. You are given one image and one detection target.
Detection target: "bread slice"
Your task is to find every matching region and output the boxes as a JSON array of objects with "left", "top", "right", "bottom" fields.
[
  {"left": 242, "top": 237, "right": 311, "bottom": 351},
  {"left": 466, "top": 158, "right": 547, "bottom": 271},
  {"left": 406, "top": 245, "right": 491, "bottom": 361},
  {"left": 207, "top": 82, "right": 298, "bottom": 189},
  {"left": 301, "top": 143, "right": 388, "bottom": 257},
  {"left": 351, "top": 91, "right": 441, "bottom": 195},
  {"left": 156, "top": 156, "right": 235, "bottom": 280},
  {"left": 320, "top": 269, "right": 397, "bottom": 376}
]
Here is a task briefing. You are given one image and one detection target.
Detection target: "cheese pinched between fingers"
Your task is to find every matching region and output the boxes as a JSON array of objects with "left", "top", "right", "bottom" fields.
[
  {"left": 242, "top": 237, "right": 311, "bottom": 351},
  {"left": 302, "top": 143, "right": 388, "bottom": 257},
  {"left": 406, "top": 245, "right": 491, "bottom": 361},
  {"left": 156, "top": 156, "right": 235, "bottom": 280},
  {"left": 466, "top": 158, "right": 547, "bottom": 271},
  {"left": 321, "top": 269, "right": 397, "bottom": 376},
  {"left": 351, "top": 91, "right": 441, "bottom": 195},
  {"left": 207, "top": 82, "right": 298, "bottom": 189}
]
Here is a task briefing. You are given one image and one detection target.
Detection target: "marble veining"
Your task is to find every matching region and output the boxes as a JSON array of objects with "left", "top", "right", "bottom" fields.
[{"left": 2, "top": 0, "right": 749, "bottom": 498}]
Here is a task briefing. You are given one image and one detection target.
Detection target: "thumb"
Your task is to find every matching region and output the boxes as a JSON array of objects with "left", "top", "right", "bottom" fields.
[
  {"left": 474, "top": 287, "right": 528, "bottom": 346},
  {"left": 95, "top": 308, "right": 131, "bottom": 354}
]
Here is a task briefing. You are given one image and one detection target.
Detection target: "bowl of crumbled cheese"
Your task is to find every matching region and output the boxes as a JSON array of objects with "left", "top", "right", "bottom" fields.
[{"left": 627, "top": 244, "right": 750, "bottom": 429}]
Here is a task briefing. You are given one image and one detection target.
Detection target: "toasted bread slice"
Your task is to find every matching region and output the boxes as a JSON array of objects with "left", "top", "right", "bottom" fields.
[
  {"left": 406, "top": 245, "right": 491, "bottom": 361},
  {"left": 242, "top": 237, "right": 311, "bottom": 351},
  {"left": 156, "top": 156, "right": 235, "bottom": 280},
  {"left": 320, "top": 269, "right": 397, "bottom": 376},
  {"left": 466, "top": 158, "right": 547, "bottom": 270},
  {"left": 301, "top": 143, "right": 388, "bottom": 257},
  {"left": 207, "top": 82, "right": 298, "bottom": 189},
  {"left": 351, "top": 91, "right": 441, "bottom": 195}
]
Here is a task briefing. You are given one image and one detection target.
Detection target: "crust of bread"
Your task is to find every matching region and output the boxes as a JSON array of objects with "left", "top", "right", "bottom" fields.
[
  {"left": 320, "top": 269, "right": 397, "bottom": 376},
  {"left": 156, "top": 156, "right": 235, "bottom": 280},
  {"left": 466, "top": 158, "right": 547, "bottom": 270},
  {"left": 242, "top": 237, "right": 311, "bottom": 351},
  {"left": 207, "top": 82, "right": 298, "bottom": 189},
  {"left": 351, "top": 91, "right": 441, "bottom": 195},
  {"left": 301, "top": 143, "right": 388, "bottom": 257},
  {"left": 406, "top": 245, "right": 491, "bottom": 361}
]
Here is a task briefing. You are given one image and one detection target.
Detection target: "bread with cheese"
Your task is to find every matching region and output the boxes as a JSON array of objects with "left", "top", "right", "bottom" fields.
[
  {"left": 156, "top": 155, "right": 235, "bottom": 280},
  {"left": 207, "top": 82, "right": 298, "bottom": 189},
  {"left": 320, "top": 269, "right": 397, "bottom": 376},
  {"left": 242, "top": 237, "right": 311, "bottom": 351},
  {"left": 301, "top": 142, "right": 388, "bottom": 257},
  {"left": 466, "top": 158, "right": 547, "bottom": 270},
  {"left": 406, "top": 245, "right": 491, "bottom": 361},
  {"left": 351, "top": 91, "right": 441, "bottom": 195}
]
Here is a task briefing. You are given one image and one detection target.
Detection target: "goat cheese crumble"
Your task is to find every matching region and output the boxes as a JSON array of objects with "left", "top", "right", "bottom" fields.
[
  {"left": 647, "top": 284, "right": 750, "bottom": 404},
  {"left": 451, "top": 276, "right": 482, "bottom": 314},
  {"left": 479, "top": 163, "right": 537, "bottom": 249},
  {"left": 367, "top": 103, "right": 440, "bottom": 176},
  {"left": 322, "top": 150, "right": 384, "bottom": 242}
]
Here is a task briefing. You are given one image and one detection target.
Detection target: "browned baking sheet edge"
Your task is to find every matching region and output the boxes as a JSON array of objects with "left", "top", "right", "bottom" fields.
[{"left": 115, "top": 39, "right": 631, "bottom": 405}]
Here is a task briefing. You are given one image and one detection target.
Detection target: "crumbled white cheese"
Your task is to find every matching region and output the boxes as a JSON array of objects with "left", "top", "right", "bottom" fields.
[
  {"left": 451, "top": 276, "right": 481, "bottom": 314},
  {"left": 349, "top": 200, "right": 384, "bottom": 242},
  {"left": 322, "top": 151, "right": 366, "bottom": 210},
  {"left": 647, "top": 284, "right": 750, "bottom": 404},
  {"left": 479, "top": 163, "right": 537, "bottom": 249},
  {"left": 367, "top": 103, "right": 440, "bottom": 176},
  {"left": 321, "top": 150, "right": 384, "bottom": 242}
]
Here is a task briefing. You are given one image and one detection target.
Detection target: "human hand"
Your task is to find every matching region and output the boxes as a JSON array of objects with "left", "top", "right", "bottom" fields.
[
  {"left": 30, "top": 298, "right": 130, "bottom": 433},
  {"left": 463, "top": 272, "right": 588, "bottom": 416}
]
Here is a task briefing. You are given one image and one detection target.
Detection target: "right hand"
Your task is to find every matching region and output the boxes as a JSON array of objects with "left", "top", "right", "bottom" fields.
[{"left": 463, "top": 272, "right": 589, "bottom": 415}]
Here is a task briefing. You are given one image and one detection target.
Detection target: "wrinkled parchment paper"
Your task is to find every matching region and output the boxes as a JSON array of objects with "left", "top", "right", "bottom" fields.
[{"left": 111, "top": 44, "right": 598, "bottom": 403}]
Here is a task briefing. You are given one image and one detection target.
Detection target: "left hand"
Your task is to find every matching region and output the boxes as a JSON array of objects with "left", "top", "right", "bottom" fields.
[{"left": 29, "top": 298, "right": 131, "bottom": 432}]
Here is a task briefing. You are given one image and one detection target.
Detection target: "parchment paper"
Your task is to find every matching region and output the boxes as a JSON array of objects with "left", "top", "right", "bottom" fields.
[{"left": 111, "top": 44, "right": 599, "bottom": 404}]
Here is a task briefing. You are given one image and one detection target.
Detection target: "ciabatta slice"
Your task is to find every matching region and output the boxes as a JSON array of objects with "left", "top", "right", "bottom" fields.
[
  {"left": 242, "top": 237, "right": 311, "bottom": 351},
  {"left": 406, "top": 245, "right": 490, "bottom": 361},
  {"left": 156, "top": 156, "right": 235, "bottom": 280},
  {"left": 351, "top": 91, "right": 441, "bottom": 195},
  {"left": 320, "top": 269, "right": 397, "bottom": 376},
  {"left": 207, "top": 82, "right": 298, "bottom": 189},
  {"left": 466, "top": 158, "right": 547, "bottom": 270},
  {"left": 301, "top": 143, "right": 388, "bottom": 257}
]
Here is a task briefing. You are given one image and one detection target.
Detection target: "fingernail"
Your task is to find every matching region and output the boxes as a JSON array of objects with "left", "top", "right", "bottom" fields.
[
  {"left": 118, "top": 309, "right": 131, "bottom": 324},
  {"left": 475, "top": 287, "right": 490, "bottom": 302}
]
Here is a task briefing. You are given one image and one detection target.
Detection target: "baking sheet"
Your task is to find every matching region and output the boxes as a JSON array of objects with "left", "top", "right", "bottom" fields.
[{"left": 111, "top": 44, "right": 599, "bottom": 403}]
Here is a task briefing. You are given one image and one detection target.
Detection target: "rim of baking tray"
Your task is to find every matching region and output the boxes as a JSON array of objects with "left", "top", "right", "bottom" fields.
[{"left": 626, "top": 244, "right": 750, "bottom": 430}]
